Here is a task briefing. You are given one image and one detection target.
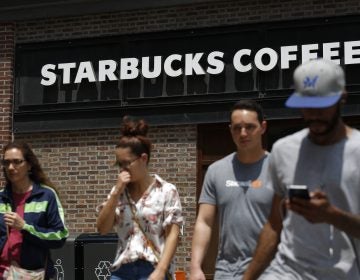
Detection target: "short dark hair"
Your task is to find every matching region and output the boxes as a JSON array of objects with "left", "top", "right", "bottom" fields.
[{"left": 230, "top": 100, "right": 265, "bottom": 123}]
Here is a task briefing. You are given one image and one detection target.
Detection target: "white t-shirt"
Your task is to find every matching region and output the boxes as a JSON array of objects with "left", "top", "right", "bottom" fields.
[{"left": 268, "top": 128, "right": 360, "bottom": 279}]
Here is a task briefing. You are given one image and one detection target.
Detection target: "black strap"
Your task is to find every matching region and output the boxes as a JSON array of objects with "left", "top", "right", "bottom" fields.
[{"left": 125, "top": 190, "right": 161, "bottom": 259}]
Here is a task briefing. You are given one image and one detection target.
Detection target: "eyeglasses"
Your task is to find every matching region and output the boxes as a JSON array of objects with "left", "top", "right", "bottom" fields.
[
  {"left": 2, "top": 159, "right": 26, "bottom": 167},
  {"left": 115, "top": 157, "right": 140, "bottom": 169}
]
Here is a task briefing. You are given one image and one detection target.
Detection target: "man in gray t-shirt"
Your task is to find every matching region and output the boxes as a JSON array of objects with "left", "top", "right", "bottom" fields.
[
  {"left": 190, "top": 100, "right": 273, "bottom": 280},
  {"left": 244, "top": 59, "right": 360, "bottom": 280}
]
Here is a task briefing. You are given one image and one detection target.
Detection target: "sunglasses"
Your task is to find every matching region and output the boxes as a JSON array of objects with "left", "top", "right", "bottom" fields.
[
  {"left": 114, "top": 157, "right": 140, "bottom": 169},
  {"left": 2, "top": 159, "right": 26, "bottom": 167}
]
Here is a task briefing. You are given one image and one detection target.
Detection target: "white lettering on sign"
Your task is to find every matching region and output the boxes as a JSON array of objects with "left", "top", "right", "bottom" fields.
[
  {"left": 74, "top": 61, "right": 96, "bottom": 83},
  {"left": 344, "top": 41, "right": 360, "bottom": 64},
  {"left": 98, "top": 60, "right": 118, "bottom": 81},
  {"left": 120, "top": 58, "right": 139, "bottom": 80},
  {"left": 280, "top": 45, "right": 298, "bottom": 69},
  {"left": 41, "top": 64, "right": 57, "bottom": 86},
  {"left": 207, "top": 51, "right": 224, "bottom": 74},
  {"left": 142, "top": 56, "right": 162, "bottom": 79},
  {"left": 57, "top": 62, "right": 76, "bottom": 84},
  {"left": 233, "top": 49, "right": 252, "bottom": 72},
  {"left": 322, "top": 42, "right": 340, "bottom": 63},
  {"left": 254, "top": 47, "right": 278, "bottom": 71},
  {"left": 164, "top": 54, "right": 182, "bottom": 77},
  {"left": 40, "top": 40, "right": 360, "bottom": 86}
]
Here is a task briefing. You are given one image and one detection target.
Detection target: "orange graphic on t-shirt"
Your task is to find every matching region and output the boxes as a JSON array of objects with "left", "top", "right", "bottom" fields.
[{"left": 251, "top": 179, "right": 262, "bottom": 188}]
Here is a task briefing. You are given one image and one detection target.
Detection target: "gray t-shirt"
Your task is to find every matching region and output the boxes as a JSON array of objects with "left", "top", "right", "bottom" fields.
[
  {"left": 199, "top": 152, "right": 273, "bottom": 278},
  {"left": 268, "top": 128, "right": 360, "bottom": 280}
]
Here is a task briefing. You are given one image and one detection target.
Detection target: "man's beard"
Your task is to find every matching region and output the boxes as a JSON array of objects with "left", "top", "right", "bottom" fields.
[{"left": 304, "top": 104, "right": 341, "bottom": 136}]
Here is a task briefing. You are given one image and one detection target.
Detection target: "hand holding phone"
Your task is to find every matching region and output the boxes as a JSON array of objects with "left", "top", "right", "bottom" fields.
[{"left": 287, "top": 185, "right": 310, "bottom": 200}]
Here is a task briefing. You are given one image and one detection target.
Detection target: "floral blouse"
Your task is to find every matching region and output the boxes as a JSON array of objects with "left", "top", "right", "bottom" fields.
[{"left": 97, "top": 174, "right": 183, "bottom": 271}]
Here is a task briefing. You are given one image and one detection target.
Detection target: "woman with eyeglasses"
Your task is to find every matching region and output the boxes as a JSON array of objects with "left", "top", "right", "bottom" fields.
[
  {"left": 0, "top": 141, "right": 68, "bottom": 279},
  {"left": 96, "top": 117, "right": 183, "bottom": 280}
]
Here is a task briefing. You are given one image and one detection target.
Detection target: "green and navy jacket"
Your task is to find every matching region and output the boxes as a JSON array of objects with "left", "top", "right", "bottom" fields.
[{"left": 0, "top": 183, "right": 69, "bottom": 277}]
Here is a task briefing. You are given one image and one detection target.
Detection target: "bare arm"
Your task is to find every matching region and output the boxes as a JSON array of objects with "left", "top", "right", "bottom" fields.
[
  {"left": 289, "top": 191, "right": 360, "bottom": 239},
  {"left": 149, "top": 223, "right": 180, "bottom": 280},
  {"left": 243, "top": 194, "right": 283, "bottom": 280},
  {"left": 96, "top": 171, "right": 130, "bottom": 235},
  {"left": 328, "top": 206, "right": 360, "bottom": 238},
  {"left": 190, "top": 204, "right": 216, "bottom": 280},
  {"left": 96, "top": 191, "right": 119, "bottom": 235}
]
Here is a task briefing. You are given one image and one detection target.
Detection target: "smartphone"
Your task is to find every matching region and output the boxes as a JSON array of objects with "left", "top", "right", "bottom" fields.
[{"left": 287, "top": 185, "right": 310, "bottom": 200}]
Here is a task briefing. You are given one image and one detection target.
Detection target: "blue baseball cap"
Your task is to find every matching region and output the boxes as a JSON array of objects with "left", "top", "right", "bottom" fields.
[{"left": 285, "top": 59, "right": 345, "bottom": 108}]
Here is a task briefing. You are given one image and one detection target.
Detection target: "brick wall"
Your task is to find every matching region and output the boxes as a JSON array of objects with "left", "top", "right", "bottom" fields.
[
  {"left": 0, "top": 23, "right": 14, "bottom": 146},
  {"left": 15, "top": 0, "right": 360, "bottom": 43},
  {"left": 5, "top": 0, "right": 360, "bottom": 273}
]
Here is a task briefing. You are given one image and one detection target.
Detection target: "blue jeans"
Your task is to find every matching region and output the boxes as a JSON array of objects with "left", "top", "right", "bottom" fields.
[{"left": 110, "top": 260, "right": 167, "bottom": 280}]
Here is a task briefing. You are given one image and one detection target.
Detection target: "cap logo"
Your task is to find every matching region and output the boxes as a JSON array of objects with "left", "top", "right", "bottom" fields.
[{"left": 303, "top": 75, "right": 318, "bottom": 89}]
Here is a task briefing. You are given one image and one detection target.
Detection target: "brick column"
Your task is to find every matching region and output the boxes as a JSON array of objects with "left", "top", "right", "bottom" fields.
[{"left": 0, "top": 22, "right": 15, "bottom": 145}]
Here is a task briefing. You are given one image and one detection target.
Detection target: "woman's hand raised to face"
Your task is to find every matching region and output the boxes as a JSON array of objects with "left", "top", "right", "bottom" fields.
[{"left": 114, "top": 170, "right": 131, "bottom": 195}]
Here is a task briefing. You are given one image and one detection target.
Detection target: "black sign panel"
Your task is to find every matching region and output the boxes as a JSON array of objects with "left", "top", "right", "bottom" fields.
[
  {"left": 14, "top": 15, "right": 360, "bottom": 131},
  {"left": 51, "top": 234, "right": 77, "bottom": 280},
  {"left": 74, "top": 233, "right": 118, "bottom": 280}
]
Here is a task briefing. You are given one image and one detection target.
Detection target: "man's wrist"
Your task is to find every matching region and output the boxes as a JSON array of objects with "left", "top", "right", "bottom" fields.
[{"left": 325, "top": 205, "right": 341, "bottom": 225}]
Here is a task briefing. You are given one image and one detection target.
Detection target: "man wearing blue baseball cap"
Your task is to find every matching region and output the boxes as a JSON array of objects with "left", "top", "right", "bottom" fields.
[{"left": 243, "top": 59, "right": 360, "bottom": 280}]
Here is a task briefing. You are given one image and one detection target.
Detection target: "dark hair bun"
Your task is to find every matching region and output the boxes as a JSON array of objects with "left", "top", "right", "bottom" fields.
[{"left": 121, "top": 116, "right": 148, "bottom": 137}]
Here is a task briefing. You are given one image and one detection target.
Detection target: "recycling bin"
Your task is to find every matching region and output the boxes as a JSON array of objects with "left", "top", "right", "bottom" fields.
[
  {"left": 51, "top": 232, "right": 79, "bottom": 280},
  {"left": 75, "top": 233, "right": 118, "bottom": 280}
]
